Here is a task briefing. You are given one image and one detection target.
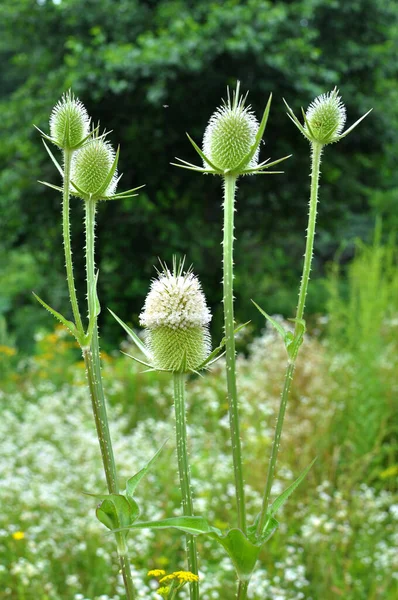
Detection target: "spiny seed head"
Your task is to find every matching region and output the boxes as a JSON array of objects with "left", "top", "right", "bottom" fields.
[
  {"left": 203, "top": 85, "right": 259, "bottom": 172},
  {"left": 146, "top": 326, "right": 211, "bottom": 372},
  {"left": 49, "top": 90, "right": 90, "bottom": 150},
  {"left": 305, "top": 88, "right": 346, "bottom": 145},
  {"left": 140, "top": 262, "right": 211, "bottom": 372},
  {"left": 71, "top": 137, "right": 117, "bottom": 200}
]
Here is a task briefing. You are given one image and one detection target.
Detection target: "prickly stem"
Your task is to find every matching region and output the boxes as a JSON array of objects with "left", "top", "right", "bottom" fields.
[{"left": 257, "top": 141, "right": 323, "bottom": 536}]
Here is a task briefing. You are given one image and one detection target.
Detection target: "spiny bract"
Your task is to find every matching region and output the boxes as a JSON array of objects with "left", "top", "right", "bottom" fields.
[
  {"left": 49, "top": 90, "right": 90, "bottom": 150},
  {"left": 140, "top": 265, "right": 211, "bottom": 371},
  {"left": 71, "top": 138, "right": 117, "bottom": 200},
  {"left": 305, "top": 88, "right": 346, "bottom": 145},
  {"left": 202, "top": 88, "right": 259, "bottom": 172}
]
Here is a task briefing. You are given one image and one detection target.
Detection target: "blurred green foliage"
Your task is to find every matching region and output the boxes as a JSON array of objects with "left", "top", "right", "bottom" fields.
[
  {"left": 1, "top": 0, "right": 398, "bottom": 351},
  {"left": 324, "top": 222, "right": 398, "bottom": 483}
]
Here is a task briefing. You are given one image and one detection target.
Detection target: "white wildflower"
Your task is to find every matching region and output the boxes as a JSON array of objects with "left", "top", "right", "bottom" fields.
[{"left": 140, "top": 267, "right": 211, "bottom": 331}]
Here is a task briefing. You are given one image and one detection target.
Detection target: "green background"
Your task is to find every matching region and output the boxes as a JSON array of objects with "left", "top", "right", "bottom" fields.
[{"left": 1, "top": 0, "right": 397, "bottom": 349}]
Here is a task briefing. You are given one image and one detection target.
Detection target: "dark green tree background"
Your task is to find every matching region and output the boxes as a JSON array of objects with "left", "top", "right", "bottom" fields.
[{"left": 1, "top": 0, "right": 397, "bottom": 350}]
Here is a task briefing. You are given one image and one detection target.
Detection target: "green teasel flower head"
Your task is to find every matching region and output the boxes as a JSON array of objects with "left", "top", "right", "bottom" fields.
[
  {"left": 304, "top": 88, "right": 346, "bottom": 144},
  {"left": 202, "top": 84, "right": 259, "bottom": 172},
  {"left": 48, "top": 90, "right": 91, "bottom": 150},
  {"left": 140, "top": 260, "right": 212, "bottom": 372},
  {"left": 284, "top": 87, "right": 372, "bottom": 146},
  {"left": 173, "top": 81, "right": 291, "bottom": 177},
  {"left": 37, "top": 125, "right": 143, "bottom": 202},
  {"left": 70, "top": 131, "right": 119, "bottom": 201}
]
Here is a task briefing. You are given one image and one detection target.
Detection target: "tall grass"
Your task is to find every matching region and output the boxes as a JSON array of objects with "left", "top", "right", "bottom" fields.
[{"left": 324, "top": 221, "right": 398, "bottom": 485}]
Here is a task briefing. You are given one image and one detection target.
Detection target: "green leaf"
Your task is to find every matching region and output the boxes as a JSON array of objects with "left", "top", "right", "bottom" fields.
[
  {"left": 252, "top": 300, "right": 286, "bottom": 340},
  {"left": 171, "top": 159, "right": 215, "bottom": 175},
  {"left": 212, "top": 529, "right": 261, "bottom": 581},
  {"left": 259, "top": 515, "right": 279, "bottom": 543},
  {"left": 176, "top": 349, "right": 188, "bottom": 373},
  {"left": 197, "top": 321, "right": 250, "bottom": 370},
  {"left": 108, "top": 308, "right": 151, "bottom": 359},
  {"left": 70, "top": 179, "right": 88, "bottom": 198},
  {"left": 186, "top": 133, "right": 220, "bottom": 172},
  {"left": 241, "top": 153, "right": 291, "bottom": 175},
  {"left": 233, "top": 93, "right": 272, "bottom": 174},
  {"left": 253, "top": 301, "right": 306, "bottom": 361},
  {"left": 42, "top": 140, "right": 64, "bottom": 178},
  {"left": 247, "top": 514, "right": 279, "bottom": 544},
  {"left": 84, "top": 270, "right": 101, "bottom": 345},
  {"left": 32, "top": 292, "right": 80, "bottom": 343},
  {"left": 337, "top": 109, "right": 373, "bottom": 140},
  {"left": 94, "top": 145, "right": 120, "bottom": 197},
  {"left": 301, "top": 107, "right": 315, "bottom": 140},
  {"left": 96, "top": 494, "right": 139, "bottom": 532},
  {"left": 88, "top": 444, "right": 167, "bottom": 529},
  {"left": 269, "top": 457, "right": 316, "bottom": 518},
  {"left": 286, "top": 318, "right": 306, "bottom": 361},
  {"left": 118, "top": 516, "right": 218, "bottom": 536},
  {"left": 126, "top": 441, "right": 167, "bottom": 499},
  {"left": 283, "top": 99, "right": 309, "bottom": 139},
  {"left": 76, "top": 125, "right": 100, "bottom": 149},
  {"left": 38, "top": 180, "right": 63, "bottom": 193},
  {"left": 120, "top": 352, "right": 156, "bottom": 370},
  {"left": 105, "top": 184, "right": 145, "bottom": 201},
  {"left": 33, "top": 124, "right": 55, "bottom": 145}
]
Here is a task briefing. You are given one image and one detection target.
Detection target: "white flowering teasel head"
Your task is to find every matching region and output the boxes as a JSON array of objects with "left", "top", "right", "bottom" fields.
[
  {"left": 48, "top": 90, "right": 91, "bottom": 150},
  {"left": 284, "top": 87, "right": 372, "bottom": 146},
  {"left": 140, "top": 261, "right": 212, "bottom": 372}
]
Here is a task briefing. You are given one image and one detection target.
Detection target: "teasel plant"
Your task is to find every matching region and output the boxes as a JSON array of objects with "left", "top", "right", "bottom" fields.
[
  {"left": 251, "top": 88, "right": 372, "bottom": 539},
  {"left": 111, "top": 258, "right": 221, "bottom": 600},
  {"left": 33, "top": 91, "right": 146, "bottom": 600},
  {"left": 172, "top": 82, "right": 291, "bottom": 598}
]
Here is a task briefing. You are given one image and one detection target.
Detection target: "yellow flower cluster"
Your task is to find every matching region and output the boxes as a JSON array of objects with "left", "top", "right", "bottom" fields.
[
  {"left": 147, "top": 569, "right": 166, "bottom": 578},
  {"left": 0, "top": 345, "right": 16, "bottom": 357},
  {"left": 148, "top": 568, "right": 199, "bottom": 598},
  {"left": 159, "top": 571, "right": 199, "bottom": 584},
  {"left": 12, "top": 531, "right": 25, "bottom": 540}
]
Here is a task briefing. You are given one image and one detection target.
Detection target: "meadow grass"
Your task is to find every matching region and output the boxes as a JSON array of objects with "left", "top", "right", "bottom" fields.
[{"left": 1, "top": 235, "right": 397, "bottom": 599}]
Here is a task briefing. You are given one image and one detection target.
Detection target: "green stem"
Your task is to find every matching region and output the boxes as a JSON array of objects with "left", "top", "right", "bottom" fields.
[
  {"left": 169, "top": 588, "right": 178, "bottom": 600},
  {"left": 223, "top": 174, "right": 247, "bottom": 534},
  {"left": 173, "top": 372, "right": 199, "bottom": 600},
  {"left": 83, "top": 198, "right": 136, "bottom": 599},
  {"left": 237, "top": 581, "right": 249, "bottom": 600},
  {"left": 295, "top": 142, "right": 323, "bottom": 324},
  {"left": 257, "top": 141, "right": 323, "bottom": 535},
  {"left": 62, "top": 149, "right": 84, "bottom": 334}
]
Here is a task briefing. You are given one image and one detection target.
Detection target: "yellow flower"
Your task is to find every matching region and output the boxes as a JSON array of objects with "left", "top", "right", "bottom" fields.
[
  {"left": 12, "top": 531, "right": 25, "bottom": 541},
  {"left": 159, "top": 571, "right": 199, "bottom": 584},
  {"left": 379, "top": 465, "right": 398, "bottom": 479},
  {"left": 156, "top": 587, "right": 170, "bottom": 598},
  {"left": 44, "top": 333, "right": 59, "bottom": 344},
  {"left": 147, "top": 569, "right": 166, "bottom": 578},
  {"left": 100, "top": 351, "right": 113, "bottom": 363},
  {"left": 0, "top": 345, "right": 16, "bottom": 357}
]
